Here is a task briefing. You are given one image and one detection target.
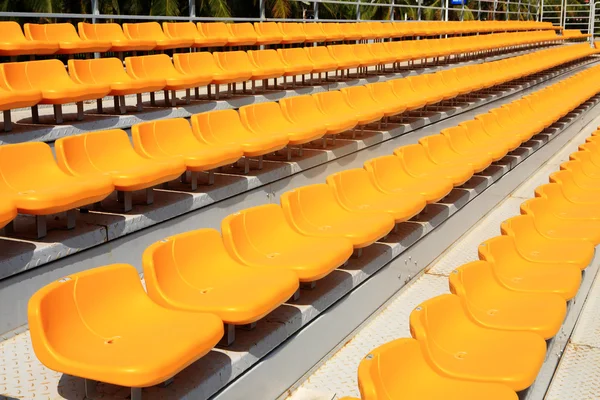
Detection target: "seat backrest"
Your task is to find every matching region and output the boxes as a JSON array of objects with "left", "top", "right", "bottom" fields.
[
  {"left": 279, "top": 22, "right": 306, "bottom": 39},
  {"left": 162, "top": 22, "right": 199, "bottom": 40},
  {"left": 123, "top": 22, "right": 166, "bottom": 40},
  {"left": 132, "top": 118, "right": 201, "bottom": 158},
  {"left": 305, "top": 46, "right": 336, "bottom": 64},
  {"left": 448, "top": 260, "right": 495, "bottom": 299},
  {"left": 228, "top": 22, "right": 258, "bottom": 39},
  {"left": 78, "top": 22, "right": 126, "bottom": 41},
  {"left": 255, "top": 22, "right": 282, "bottom": 36},
  {"left": 302, "top": 22, "right": 325, "bottom": 39},
  {"left": 313, "top": 90, "right": 348, "bottom": 113},
  {"left": 393, "top": 144, "right": 430, "bottom": 167},
  {"left": 0, "top": 21, "right": 29, "bottom": 43},
  {"left": 16, "top": 59, "right": 73, "bottom": 89},
  {"left": 279, "top": 94, "right": 323, "bottom": 121},
  {"left": 280, "top": 183, "right": 341, "bottom": 226},
  {"left": 328, "top": 44, "right": 355, "bottom": 60},
  {"left": 213, "top": 51, "right": 254, "bottom": 71},
  {"left": 173, "top": 52, "right": 220, "bottom": 75},
  {"left": 0, "top": 142, "right": 67, "bottom": 191},
  {"left": 125, "top": 54, "right": 174, "bottom": 79},
  {"left": 25, "top": 23, "right": 80, "bottom": 42},
  {"left": 247, "top": 49, "right": 285, "bottom": 68},
  {"left": 408, "top": 294, "right": 464, "bottom": 352},
  {"left": 191, "top": 109, "right": 248, "bottom": 144},
  {"left": 198, "top": 22, "right": 231, "bottom": 38},
  {"left": 68, "top": 58, "right": 128, "bottom": 85},
  {"left": 239, "top": 102, "right": 290, "bottom": 134}
]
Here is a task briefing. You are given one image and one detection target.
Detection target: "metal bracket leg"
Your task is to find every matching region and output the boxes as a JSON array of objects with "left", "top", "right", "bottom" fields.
[
  {"left": 54, "top": 104, "right": 64, "bottom": 124},
  {"left": 145, "top": 188, "right": 154, "bottom": 205},
  {"left": 66, "top": 209, "right": 76, "bottom": 230},
  {"left": 117, "top": 191, "right": 133, "bottom": 212},
  {"left": 219, "top": 323, "right": 236, "bottom": 347},
  {"left": 36, "top": 215, "right": 47, "bottom": 239},
  {"left": 76, "top": 102, "right": 84, "bottom": 121}
]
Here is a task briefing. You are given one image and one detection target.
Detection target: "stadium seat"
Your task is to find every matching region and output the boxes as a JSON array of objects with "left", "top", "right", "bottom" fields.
[
  {"left": 239, "top": 102, "right": 326, "bottom": 150},
  {"left": 125, "top": 54, "right": 211, "bottom": 106},
  {"left": 28, "top": 264, "right": 224, "bottom": 389},
  {"left": 0, "top": 142, "right": 113, "bottom": 238},
  {"left": 319, "top": 22, "right": 344, "bottom": 42},
  {"left": 394, "top": 145, "right": 474, "bottom": 186},
  {"left": 197, "top": 22, "right": 231, "bottom": 46},
  {"left": 304, "top": 46, "right": 339, "bottom": 75},
  {"left": 418, "top": 135, "right": 492, "bottom": 173},
  {"left": 78, "top": 22, "right": 156, "bottom": 53},
  {"left": 191, "top": 110, "right": 289, "bottom": 172},
  {"left": 550, "top": 169, "right": 600, "bottom": 204},
  {"left": 0, "top": 21, "right": 59, "bottom": 56},
  {"left": 520, "top": 197, "right": 600, "bottom": 245},
  {"left": 449, "top": 260, "right": 566, "bottom": 339},
  {"left": 327, "top": 45, "right": 362, "bottom": 72},
  {"left": 227, "top": 22, "right": 259, "bottom": 46},
  {"left": 123, "top": 22, "right": 193, "bottom": 50},
  {"left": 276, "top": 48, "right": 315, "bottom": 85},
  {"left": 571, "top": 147, "right": 600, "bottom": 176},
  {"left": 279, "top": 95, "right": 357, "bottom": 139},
  {"left": 24, "top": 22, "right": 110, "bottom": 54},
  {"left": 131, "top": 118, "right": 243, "bottom": 189},
  {"left": 352, "top": 338, "right": 518, "bottom": 400},
  {"left": 314, "top": 91, "right": 383, "bottom": 129},
  {"left": 0, "top": 64, "right": 43, "bottom": 131},
  {"left": 68, "top": 58, "right": 165, "bottom": 114},
  {"left": 246, "top": 50, "right": 291, "bottom": 83},
  {"left": 326, "top": 169, "right": 426, "bottom": 223},
  {"left": 142, "top": 229, "right": 299, "bottom": 340},
  {"left": 213, "top": 51, "right": 275, "bottom": 93},
  {"left": 364, "top": 155, "right": 453, "bottom": 204},
  {"left": 342, "top": 23, "right": 365, "bottom": 41},
  {"left": 459, "top": 120, "right": 519, "bottom": 154},
  {"left": 163, "top": 22, "right": 227, "bottom": 48},
  {"left": 221, "top": 204, "right": 353, "bottom": 283},
  {"left": 559, "top": 160, "right": 600, "bottom": 188},
  {"left": 0, "top": 198, "right": 17, "bottom": 231},
  {"left": 500, "top": 214, "right": 594, "bottom": 270},
  {"left": 388, "top": 78, "right": 429, "bottom": 111},
  {"left": 366, "top": 82, "right": 408, "bottom": 116},
  {"left": 55, "top": 129, "right": 185, "bottom": 211},
  {"left": 280, "top": 184, "right": 395, "bottom": 249},
  {"left": 441, "top": 126, "right": 507, "bottom": 162},
  {"left": 476, "top": 113, "right": 533, "bottom": 144},
  {"left": 535, "top": 183, "right": 600, "bottom": 219},
  {"left": 340, "top": 86, "right": 403, "bottom": 122},
  {"left": 278, "top": 23, "right": 307, "bottom": 44},
  {"left": 409, "top": 294, "right": 546, "bottom": 391},
  {"left": 302, "top": 22, "right": 327, "bottom": 43},
  {"left": 253, "top": 22, "right": 284, "bottom": 45},
  {"left": 3, "top": 59, "right": 111, "bottom": 124}
]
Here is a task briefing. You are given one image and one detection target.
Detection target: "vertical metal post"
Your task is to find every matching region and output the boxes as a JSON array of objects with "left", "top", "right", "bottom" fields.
[
  {"left": 313, "top": 1, "right": 319, "bottom": 19},
  {"left": 507, "top": 0, "right": 510, "bottom": 19},
  {"left": 560, "top": 0, "right": 566, "bottom": 27},
  {"left": 493, "top": 0, "right": 498, "bottom": 20},
  {"left": 189, "top": 0, "right": 196, "bottom": 19},
  {"left": 444, "top": 0, "right": 449, "bottom": 21},
  {"left": 260, "top": 0, "right": 266, "bottom": 20},
  {"left": 461, "top": 2, "right": 465, "bottom": 20},
  {"left": 418, "top": 0, "right": 423, "bottom": 20},
  {"left": 91, "top": 0, "right": 98, "bottom": 23},
  {"left": 539, "top": 0, "right": 543, "bottom": 21},
  {"left": 356, "top": 1, "right": 361, "bottom": 20},
  {"left": 478, "top": 0, "right": 481, "bottom": 19},
  {"left": 391, "top": 0, "right": 395, "bottom": 20}
]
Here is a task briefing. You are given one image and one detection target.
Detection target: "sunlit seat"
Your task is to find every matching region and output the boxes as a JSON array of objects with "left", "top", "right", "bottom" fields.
[
  {"left": 341, "top": 85, "right": 402, "bottom": 120},
  {"left": 475, "top": 112, "right": 532, "bottom": 144},
  {"left": 320, "top": 22, "right": 345, "bottom": 42},
  {"left": 388, "top": 78, "right": 429, "bottom": 111},
  {"left": 143, "top": 229, "right": 299, "bottom": 328},
  {"left": 78, "top": 22, "right": 156, "bottom": 52},
  {"left": 197, "top": 22, "right": 231, "bottom": 46},
  {"left": 0, "top": 142, "right": 113, "bottom": 237},
  {"left": 221, "top": 204, "right": 353, "bottom": 283},
  {"left": 239, "top": 102, "right": 326, "bottom": 148},
  {"left": 280, "top": 184, "right": 395, "bottom": 248},
  {"left": 304, "top": 46, "right": 339, "bottom": 74},
  {"left": 0, "top": 21, "right": 59, "bottom": 56},
  {"left": 501, "top": 213, "right": 593, "bottom": 270},
  {"left": 367, "top": 82, "right": 407, "bottom": 116},
  {"left": 173, "top": 52, "right": 248, "bottom": 96},
  {"left": 535, "top": 183, "right": 600, "bottom": 219},
  {"left": 459, "top": 119, "right": 521, "bottom": 153},
  {"left": 520, "top": 197, "right": 600, "bottom": 245},
  {"left": 441, "top": 126, "right": 507, "bottom": 162},
  {"left": 364, "top": 155, "right": 453, "bottom": 204},
  {"left": 131, "top": 118, "right": 243, "bottom": 189},
  {"left": 191, "top": 109, "right": 289, "bottom": 163},
  {"left": 302, "top": 22, "right": 327, "bottom": 42},
  {"left": 55, "top": 129, "right": 185, "bottom": 211},
  {"left": 247, "top": 49, "right": 292, "bottom": 81},
  {"left": 163, "top": 22, "right": 226, "bottom": 48},
  {"left": 279, "top": 94, "right": 357, "bottom": 137},
  {"left": 68, "top": 58, "right": 165, "bottom": 114},
  {"left": 0, "top": 198, "right": 17, "bottom": 230},
  {"left": 326, "top": 169, "right": 426, "bottom": 223},
  {"left": 28, "top": 264, "right": 223, "bottom": 389},
  {"left": 24, "top": 22, "right": 110, "bottom": 54},
  {"left": 227, "top": 23, "right": 259, "bottom": 46},
  {"left": 410, "top": 294, "right": 546, "bottom": 391},
  {"left": 550, "top": 169, "right": 600, "bottom": 204},
  {"left": 343, "top": 23, "right": 366, "bottom": 41},
  {"left": 350, "top": 338, "right": 518, "bottom": 400},
  {"left": 406, "top": 75, "right": 445, "bottom": 105},
  {"left": 277, "top": 48, "right": 315, "bottom": 81},
  {"left": 278, "top": 22, "right": 307, "bottom": 44},
  {"left": 314, "top": 91, "right": 383, "bottom": 128},
  {"left": 327, "top": 45, "right": 362, "bottom": 70},
  {"left": 123, "top": 22, "right": 193, "bottom": 50},
  {"left": 394, "top": 144, "right": 474, "bottom": 186},
  {"left": 449, "top": 260, "right": 566, "bottom": 339},
  {"left": 214, "top": 51, "right": 278, "bottom": 90},
  {"left": 419, "top": 135, "right": 492, "bottom": 173},
  {"left": 351, "top": 44, "right": 381, "bottom": 68},
  {"left": 558, "top": 160, "right": 600, "bottom": 189},
  {"left": 0, "top": 63, "right": 43, "bottom": 131}
]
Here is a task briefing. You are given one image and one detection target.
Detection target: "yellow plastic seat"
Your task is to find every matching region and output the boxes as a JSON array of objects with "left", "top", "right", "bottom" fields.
[
  {"left": 252, "top": 22, "right": 284, "bottom": 46},
  {"left": 354, "top": 338, "right": 518, "bottom": 400},
  {"left": 535, "top": 183, "right": 600, "bottom": 219},
  {"left": 326, "top": 169, "right": 426, "bottom": 223},
  {"left": 78, "top": 22, "right": 156, "bottom": 52},
  {"left": 367, "top": 82, "right": 407, "bottom": 116},
  {"left": 388, "top": 78, "right": 429, "bottom": 111},
  {"left": 28, "top": 264, "right": 223, "bottom": 388},
  {"left": 314, "top": 91, "right": 383, "bottom": 127},
  {"left": 550, "top": 169, "right": 600, "bottom": 204},
  {"left": 55, "top": 129, "right": 186, "bottom": 192},
  {"left": 343, "top": 23, "right": 366, "bottom": 41},
  {"left": 419, "top": 135, "right": 492, "bottom": 173},
  {"left": 0, "top": 142, "right": 113, "bottom": 216},
  {"left": 406, "top": 75, "right": 445, "bottom": 106},
  {"left": 163, "top": 22, "right": 226, "bottom": 48},
  {"left": 246, "top": 49, "right": 289, "bottom": 80},
  {"left": 278, "top": 23, "right": 307, "bottom": 44},
  {"left": 441, "top": 125, "right": 507, "bottom": 162},
  {"left": 5, "top": 59, "right": 111, "bottom": 106},
  {"left": 0, "top": 63, "right": 43, "bottom": 125},
  {"left": 327, "top": 45, "right": 361, "bottom": 70},
  {"left": 520, "top": 197, "right": 600, "bottom": 245},
  {"left": 123, "top": 22, "right": 193, "bottom": 50},
  {"left": 142, "top": 229, "right": 299, "bottom": 325},
  {"left": 410, "top": 294, "right": 546, "bottom": 392},
  {"left": 478, "top": 235, "right": 582, "bottom": 300},
  {"left": 351, "top": 44, "right": 381, "bottom": 68},
  {"left": 449, "top": 260, "right": 566, "bottom": 339},
  {"left": 68, "top": 58, "right": 165, "bottom": 111},
  {"left": 280, "top": 184, "right": 395, "bottom": 248},
  {"left": 364, "top": 155, "right": 453, "bottom": 204},
  {"left": 304, "top": 46, "right": 339, "bottom": 73},
  {"left": 24, "top": 22, "right": 110, "bottom": 54},
  {"left": 221, "top": 204, "right": 353, "bottom": 283},
  {"left": 0, "top": 21, "right": 59, "bottom": 56},
  {"left": 277, "top": 48, "right": 315, "bottom": 78},
  {"left": 239, "top": 102, "right": 326, "bottom": 146},
  {"left": 227, "top": 23, "right": 259, "bottom": 46},
  {"left": 132, "top": 118, "right": 243, "bottom": 174},
  {"left": 341, "top": 85, "right": 400, "bottom": 119},
  {"left": 319, "top": 22, "right": 345, "bottom": 42},
  {"left": 394, "top": 144, "right": 473, "bottom": 186},
  {"left": 0, "top": 198, "right": 17, "bottom": 230},
  {"left": 476, "top": 112, "right": 532, "bottom": 144},
  {"left": 191, "top": 110, "right": 289, "bottom": 158},
  {"left": 213, "top": 51, "right": 275, "bottom": 84},
  {"left": 302, "top": 22, "right": 327, "bottom": 42},
  {"left": 459, "top": 119, "right": 520, "bottom": 153},
  {"left": 197, "top": 22, "right": 231, "bottom": 46},
  {"left": 279, "top": 94, "right": 357, "bottom": 136},
  {"left": 175, "top": 52, "right": 250, "bottom": 86},
  {"left": 559, "top": 160, "right": 600, "bottom": 189},
  {"left": 501, "top": 214, "right": 593, "bottom": 270}
]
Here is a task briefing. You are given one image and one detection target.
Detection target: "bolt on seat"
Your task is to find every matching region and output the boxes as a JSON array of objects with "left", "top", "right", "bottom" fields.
[
  {"left": 326, "top": 169, "right": 426, "bottom": 223},
  {"left": 280, "top": 183, "right": 395, "bottom": 249},
  {"left": 449, "top": 260, "right": 566, "bottom": 339},
  {"left": 410, "top": 294, "right": 547, "bottom": 392},
  {"left": 221, "top": 204, "right": 353, "bottom": 284},
  {"left": 28, "top": 264, "right": 223, "bottom": 392}
]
